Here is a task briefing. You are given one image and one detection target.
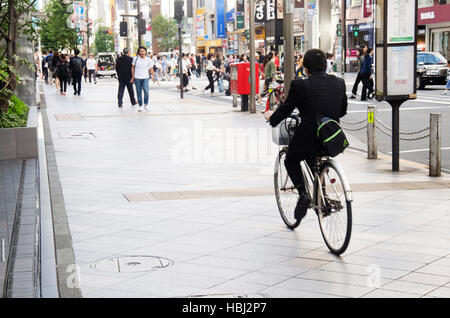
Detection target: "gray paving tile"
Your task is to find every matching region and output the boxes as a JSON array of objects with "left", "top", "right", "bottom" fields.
[
  {"left": 362, "top": 289, "right": 420, "bottom": 298},
  {"left": 399, "top": 273, "right": 450, "bottom": 286},
  {"left": 261, "top": 286, "right": 345, "bottom": 298},
  {"left": 274, "top": 278, "right": 374, "bottom": 298},
  {"left": 297, "top": 269, "right": 392, "bottom": 288},
  {"left": 381, "top": 280, "right": 437, "bottom": 296},
  {"left": 427, "top": 287, "right": 450, "bottom": 298}
]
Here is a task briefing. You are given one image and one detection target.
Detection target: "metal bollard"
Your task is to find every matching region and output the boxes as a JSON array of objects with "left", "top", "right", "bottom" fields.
[
  {"left": 367, "top": 105, "right": 378, "bottom": 159},
  {"left": 429, "top": 113, "right": 441, "bottom": 177},
  {"left": 233, "top": 94, "right": 237, "bottom": 107}
]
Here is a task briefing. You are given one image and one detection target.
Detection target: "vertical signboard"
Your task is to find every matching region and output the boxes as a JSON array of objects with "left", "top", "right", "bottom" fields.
[
  {"left": 255, "top": 0, "right": 266, "bottom": 22},
  {"left": 216, "top": 0, "right": 226, "bottom": 38},
  {"left": 237, "top": 0, "right": 245, "bottom": 12},
  {"left": 196, "top": 9, "right": 205, "bottom": 40},
  {"left": 267, "top": 0, "right": 276, "bottom": 20},
  {"left": 363, "top": 0, "right": 372, "bottom": 18},
  {"left": 387, "top": 0, "right": 415, "bottom": 43}
]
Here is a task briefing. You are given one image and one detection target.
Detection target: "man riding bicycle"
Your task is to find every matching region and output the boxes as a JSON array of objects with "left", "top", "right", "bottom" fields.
[{"left": 264, "top": 49, "right": 348, "bottom": 224}]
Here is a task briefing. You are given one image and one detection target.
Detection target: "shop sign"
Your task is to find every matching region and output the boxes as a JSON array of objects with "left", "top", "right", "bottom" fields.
[
  {"left": 420, "top": 11, "right": 435, "bottom": 20},
  {"left": 267, "top": 0, "right": 276, "bottom": 20},
  {"left": 255, "top": 0, "right": 266, "bottom": 22},
  {"left": 363, "top": 0, "right": 372, "bottom": 18},
  {"left": 236, "top": 15, "right": 245, "bottom": 29}
]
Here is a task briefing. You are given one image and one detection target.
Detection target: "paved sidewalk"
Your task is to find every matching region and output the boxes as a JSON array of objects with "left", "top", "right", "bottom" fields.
[{"left": 41, "top": 78, "right": 450, "bottom": 298}]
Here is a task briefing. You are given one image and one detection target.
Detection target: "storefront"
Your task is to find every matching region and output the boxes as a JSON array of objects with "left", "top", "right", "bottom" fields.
[
  {"left": 418, "top": 3, "right": 450, "bottom": 59},
  {"left": 347, "top": 22, "right": 374, "bottom": 49}
]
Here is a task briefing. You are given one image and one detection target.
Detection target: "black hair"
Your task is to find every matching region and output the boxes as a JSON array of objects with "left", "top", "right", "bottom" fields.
[
  {"left": 74, "top": 48, "right": 80, "bottom": 56},
  {"left": 302, "top": 49, "right": 327, "bottom": 73},
  {"left": 137, "top": 46, "right": 147, "bottom": 55},
  {"left": 207, "top": 53, "right": 214, "bottom": 60}
]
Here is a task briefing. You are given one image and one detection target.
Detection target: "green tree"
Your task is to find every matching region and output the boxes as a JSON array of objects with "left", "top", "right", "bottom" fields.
[
  {"left": 0, "top": 0, "right": 38, "bottom": 113},
  {"left": 152, "top": 14, "right": 178, "bottom": 52},
  {"left": 40, "top": 0, "right": 77, "bottom": 51},
  {"left": 94, "top": 26, "right": 114, "bottom": 53}
]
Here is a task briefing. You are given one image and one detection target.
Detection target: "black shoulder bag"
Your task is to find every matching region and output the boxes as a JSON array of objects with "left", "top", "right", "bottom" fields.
[{"left": 304, "top": 79, "right": 349, "bottom": 157}]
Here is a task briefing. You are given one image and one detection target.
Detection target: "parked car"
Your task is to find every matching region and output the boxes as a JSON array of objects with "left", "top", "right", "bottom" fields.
[
  {"left": 416, "top": 52, "right": 449, "bottom": 89},
  {"left": 96, "top": 52, "right": 117, "bottom": 78}
]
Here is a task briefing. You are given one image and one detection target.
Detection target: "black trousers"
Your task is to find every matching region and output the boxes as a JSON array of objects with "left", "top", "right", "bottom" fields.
[
  {"left": 284, "top": 148, "right": 316, "bottom": 192},
  {"left": 118, "top": 80, "right": 136, "bottom": 106},
  {"left": 59, "top": 77, "right": 68, "bottom": 92},
  {"left": 361, "top": 73, "right": 373, "bottom": 100},
  {"left": 351, "top": 72, "right": 362, "bottom": 95},
  {"left": 43, "top": 67, "right": 49, "bottom": 82},
  {"left": 205, "top": 71, "right": 215, "bottom": 93},
  {"left": 72, "top": 72, "right": 82, "bottom": 94}
]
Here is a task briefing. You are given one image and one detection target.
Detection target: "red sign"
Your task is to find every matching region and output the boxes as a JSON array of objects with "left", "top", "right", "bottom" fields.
[
  {"left": 363, "top": 0, "right": 372, "bottom": 18},
  {"left": 418, "top": 4, "right": 450, "bottom": 25}
]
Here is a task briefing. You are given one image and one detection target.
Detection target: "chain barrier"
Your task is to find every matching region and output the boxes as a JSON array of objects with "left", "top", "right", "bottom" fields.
[
  {"left": 375, "top": 118, "right": 430, "bottom": 136},
  {"left": 341, "top": 118, "right": 367, "bottom": 125},
  {"left": 342, "top": 116, "right": 431, "bottom": 141},
  {"left": 342, "top": 124, "right": 368, "bottom": 132}
]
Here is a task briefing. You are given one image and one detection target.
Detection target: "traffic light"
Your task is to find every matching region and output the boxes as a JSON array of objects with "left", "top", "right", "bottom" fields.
[
  {"left": 138, "top": 18, "right": 146, "bottom": 34},
  {"left": 336, "top": 24, "right": 342, "bottom": 36},
  {"left": 353, "top": 24, "right": 359, "bottom": 37},
  {"left": 120, "top": 21, "right": 128, "bottom": 37},
  {"left": 174, "top": 0, "right": 184, "bottom": 23},
  {"left": 77, "top": 35, "right": 83, "bottom": 45}
]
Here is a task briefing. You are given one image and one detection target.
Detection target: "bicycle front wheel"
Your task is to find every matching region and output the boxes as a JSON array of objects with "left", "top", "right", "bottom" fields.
[
  {"left": 274, "top": 149, "right": 300, "bottom": 229},
  {"left": 316, "top": 162, "right": 352, "bottom": 255}
]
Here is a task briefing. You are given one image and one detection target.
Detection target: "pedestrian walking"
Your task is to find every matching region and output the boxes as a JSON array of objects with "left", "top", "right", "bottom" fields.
[
  {"left": 202, "top": 54, "right": 219, "bottom": 97},
  {"left": 177, "top": 53, "right": 190, "bottom": 92},
  {"left": 57, "top": 54, "right": 71, "bottom": 96},
  {"left": 116, "top": 48, "right": 137, "bottom": 108},
  {"left": 360, "top": 48, "right": 374, "bottom": 101},
  {"left": 131, "top": 46, "right": 156, "bottom": 112},
  {"left": 69, "top": 48, "right": 84, "bottom": 96},
  {"left": 326, "top": 53, "right": 334, "bottom": 74},
  {"left": 350, "top": 46, "right": 367, "bottom": 99},
  {"left": 81, "top": 54, "right": 88, "bottom": 82},
  {"left": 42, "top": 51, "right": 49, "bottom": 84},
  {"left": 86, "top": 54, "right": 97, "bottom": 84},
  {"left": 441, "top": 60, "right": 450, "bottom": 95},
  {"left": 51, "top": 52, "right": 61, "bottom": 92}
]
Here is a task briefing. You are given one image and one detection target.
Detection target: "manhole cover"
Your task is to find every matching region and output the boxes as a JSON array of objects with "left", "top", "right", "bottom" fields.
[
  {"left": 188, "top": 294, "right": 269, "bottom": 298},
  {"left": 59, "top": 132, "right": 96, "bottom": 139},
  {"left": 91, "top": 256, "right": 173, "bottom": 273}
]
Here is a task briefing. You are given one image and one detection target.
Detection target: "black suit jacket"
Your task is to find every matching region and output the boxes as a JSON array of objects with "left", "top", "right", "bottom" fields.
[
  {"left": 116, "top": 55, "right": 133, "bottom": 82},
  {"left": 270, "top": 72, "right": 348, "bottom": 152}
]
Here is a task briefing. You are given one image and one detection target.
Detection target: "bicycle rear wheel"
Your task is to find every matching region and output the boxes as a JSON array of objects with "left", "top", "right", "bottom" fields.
[
  {"left": 274, "top": 149, "right": 300, "bottom": 229},
  {"left": 316, "top": 162, "right": 352, "bottom": 255}
]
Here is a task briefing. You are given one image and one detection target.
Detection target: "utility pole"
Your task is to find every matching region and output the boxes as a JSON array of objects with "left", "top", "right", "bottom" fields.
[
  {"left": 283, "top": 0, "right": 294, "bottom": 94},
  {"left": 178, "top": 23, "right": 183, "bottom": 99},
  {"left": 342, "top": 0, "right": 346, "bottom": 74},
  {"left": 137, "top": 0, "right": 142, "bottom": 46},
  {"left": 85, "top": 0, "right": 90, "bottom": 55},
  {"left": 249, "top": 0, "right": 256, "bottom": 113},
  {"left": 124, "top": 0, "right": 131, "bottom": 49}
]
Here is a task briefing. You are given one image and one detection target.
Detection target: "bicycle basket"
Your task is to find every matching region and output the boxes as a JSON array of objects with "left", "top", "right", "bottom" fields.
[{"left": 272, "top": 117, "right": 300, "bottom": 146}]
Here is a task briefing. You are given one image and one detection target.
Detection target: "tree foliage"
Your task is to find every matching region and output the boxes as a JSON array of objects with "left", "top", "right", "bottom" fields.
[
  {"left": 40, "top": 0, "right": 77, "bottom": 51},
  {"left": 0, "top": 0, "right": 38, "bottom": 113},
  {"left": 152, "top": 14, "right": 178, "bottom": 52},
  {"left": 94, "top": 26, "right": 114, "bottom": 53}
]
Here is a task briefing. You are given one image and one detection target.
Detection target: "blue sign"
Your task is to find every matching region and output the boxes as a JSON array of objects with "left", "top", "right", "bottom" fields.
[
  {"left": 216, "top": 0, "right": 226, "bottom": 39},
  {"left": 76, "top": 5, "right": 84, "bottom": 16},
  {"left": 226, "top": 8, "right": 235, "bottom": 22}
]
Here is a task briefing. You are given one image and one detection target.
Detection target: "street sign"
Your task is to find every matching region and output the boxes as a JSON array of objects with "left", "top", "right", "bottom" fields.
[{"left": 375, "top": 0, "right": 418, "bottom": 171}]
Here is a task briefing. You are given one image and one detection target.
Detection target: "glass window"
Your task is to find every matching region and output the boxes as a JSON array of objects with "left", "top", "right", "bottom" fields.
[
  {"left": 417, "top": 54, "right": 425, "bottom": 64},
  {"left": 418, "top": 0, "right": 434, "bottom": 8}
]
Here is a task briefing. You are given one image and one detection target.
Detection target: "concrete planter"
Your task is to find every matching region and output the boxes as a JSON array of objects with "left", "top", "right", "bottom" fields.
[{"left": 0, "top": 106, "right": 38, "bottom": 160}]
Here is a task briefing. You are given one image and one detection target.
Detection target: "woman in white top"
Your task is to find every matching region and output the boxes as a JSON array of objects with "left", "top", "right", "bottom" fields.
[
  {"left": 203, "top": 53, "right": 219, "bottom": 96},
  {"left": 86, "top": 54, "right": 97, "bottom": 84},
  {"left": 131, "top": 46, "right": 156, "bottom": 111}
]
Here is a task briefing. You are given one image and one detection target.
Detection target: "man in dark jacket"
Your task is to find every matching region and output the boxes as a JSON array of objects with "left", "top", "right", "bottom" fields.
[
  {"left": 360, "top": 48, "right": 374, "bottom": 101},
  {"left": 116, "top": 48, "right": 137, "bottom": 108},
  {"left": 264, "top": 49, "right": 347, "bottom": 223},
  {"left": 69, "top": 48, "right": 84, "bottom": 96}
]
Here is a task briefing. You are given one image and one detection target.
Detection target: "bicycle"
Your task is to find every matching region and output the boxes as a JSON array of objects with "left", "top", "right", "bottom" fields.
[
  {"left": 265, "top": 76, "right": 284, "bottom": 112},
  {"left": 272, "top": 114, "right": 353, "bottom": 255}
]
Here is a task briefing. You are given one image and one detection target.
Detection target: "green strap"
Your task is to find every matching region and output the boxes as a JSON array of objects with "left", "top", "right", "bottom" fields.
[
  {"left": 324, "top": 129, "right": 342, "bottom": 143},
  {"left": 317, "top": 119, "right": 337, "bottom": 138}
]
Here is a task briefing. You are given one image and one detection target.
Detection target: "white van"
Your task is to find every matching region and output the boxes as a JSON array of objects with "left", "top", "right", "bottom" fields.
[{"left": 96, "top": 52, "right": 117, "bottom": 78}]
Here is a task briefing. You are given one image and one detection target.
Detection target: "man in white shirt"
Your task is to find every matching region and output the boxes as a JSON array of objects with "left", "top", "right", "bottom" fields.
[
  {"left": 86, "top": 54, "right": 97, "bottom": 84},
  {"left": 131, "top": 47, "right": 156, "bottom": 111}
]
